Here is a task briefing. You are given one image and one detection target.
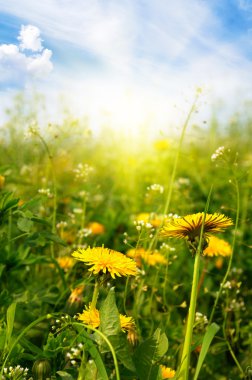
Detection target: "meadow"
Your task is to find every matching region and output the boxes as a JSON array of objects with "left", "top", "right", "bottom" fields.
[{"left": 0, "top": 95, "right": 251, "bottom": 380}]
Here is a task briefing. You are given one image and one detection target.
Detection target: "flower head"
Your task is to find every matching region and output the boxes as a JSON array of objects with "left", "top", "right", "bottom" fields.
[
  {"left": 119, "top": 314, "right": 135, "bottom": 333},
  {"left": 160, "top": 365, "right": 176, "bottom": 379},
  {"left": 127, "top": 248, "right": 167, "bottom": 267},
  {"left": 160, "top": 212, "right": 233, "bottom": 242},
  {"left": 72, "top": 246, "right": 138, "bottom": 278},
  {"left": 68, "top": 285, "right": 85, "bottom": 304},
  {"left": 57, "top": 256, "right": 75, "bottom": 271},
  {"left": 78, "top": 305, "right": 100, "bottom": 328},
  {"left": 78, "top": 305, "right": 135, "bottom": 334},
  {"left": 87, "top": 222, "right": 105, "bottom": 235},
  {"left": 203, "top": 236, "right": 232, "bottom": 257}
]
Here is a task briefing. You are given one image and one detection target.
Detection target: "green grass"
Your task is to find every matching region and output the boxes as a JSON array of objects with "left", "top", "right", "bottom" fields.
[{"left": 0, "top": 96, "right": 251, "bottom": 379}]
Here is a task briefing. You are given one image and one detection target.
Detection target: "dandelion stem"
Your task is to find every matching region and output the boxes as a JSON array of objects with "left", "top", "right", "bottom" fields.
[
  {"left": 90, "top": 280, "right": 100, "bottom": 310},
  {"left": 178, "top": 187, "right": 212, "bottom": 380},
  {"left": 72, "top": 322, "right": 120, "bottom": 380},
  {"left": 178, "top": 243, "right": 202, "bottom": 380}
]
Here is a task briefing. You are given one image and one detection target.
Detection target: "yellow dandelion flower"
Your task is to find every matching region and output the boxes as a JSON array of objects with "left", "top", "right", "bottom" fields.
[
  {"left": 135, "top": 213, "right": 151, "bottom": 223},
  {"left": 127, "top": 248, "right": 167, "bottom": 267},
  {"left": 203, "top": 236, "right": 232, "bottom": 257},
  {"left": 160, "top": 365, "right": 176, "bottom": 379},
  {"left": 135, "top": 213, "right": 166, "bottom": 228},
  {"left": 141, "top": 251, "right": 168, "bottom": 266},
  {"left": 78, "top": 305, "right": 136, "bottom": 333},
  {"left": 72, "top": 247, "right": 138, "bottom": 278},
  {"left": 160, "top": 212, "right": 233, "bottom": 242},
  {"left": 119, "top": 314, "right": 135, "bottom": 333},
  {"left": 126, "top": 248, "right": 146, "bottom": 259},
  {"left": 88, "top": 222, "right": 105, "bottom": 235},
  {"left": 126, "top": 248, "right": 146, "bottom": 267},
  {"left": 68, "top": 285, "right": 85, "bottom": 304},
  {"left": 57, "top": 256, "right": 75, "bottom": 271},
  {"left": 78, "top": 305, "right": 100, "bottom": 328}
]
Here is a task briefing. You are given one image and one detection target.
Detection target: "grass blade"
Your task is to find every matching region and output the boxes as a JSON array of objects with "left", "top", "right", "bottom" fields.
[{"left": 193, "top": 323, "right": 220, "bottom": 380}]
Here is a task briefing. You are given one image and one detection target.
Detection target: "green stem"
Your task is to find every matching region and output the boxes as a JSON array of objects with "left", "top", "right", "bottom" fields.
[
  {"left": 223, "top": 314, "right": 244, "bottom": 377},
  {"left": 178, "top": 245, "right": 201, "bottom": 380},
  {"left": 209, "top": 178, "right": 240, "bottom": 325},
  {"left": 72, "top": 322, "right": 120, "bottom": 380},
  {"left": 37, "top": 133, "right": 57, "bottom": 258},
  {"left": 178, "top": 187, "right": 212, "bottom": 380},
  {"left": 90, "top": 280, "right": 100, "bottom": 310}
]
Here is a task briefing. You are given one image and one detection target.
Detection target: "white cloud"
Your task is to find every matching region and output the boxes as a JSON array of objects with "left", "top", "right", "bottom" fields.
[
  {"left": 18, "top": 24, "right": 43, "bottom": 51},
  {"left": 0, "top": 25, "right": 53, "bottom": 84},
  {"left": 27, "top": 49, "right": 53, "bottom": 76}
]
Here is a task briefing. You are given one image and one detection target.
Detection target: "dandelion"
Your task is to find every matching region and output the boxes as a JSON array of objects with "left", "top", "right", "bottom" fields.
[
  {"left": 160, "top": 365, "right": 176, "bottom": 378},
  {"left": 160, "top": 212, "right": 233, "bottom": 242},
  {"left": 119, "top": 314, "right": 135, "bottom": 333},
  {"left": 68, "top": 285, "right": 85, "bottom": 304},
  {"left": 87, "top": 222, "right": 105, "bottom": 235},
  {"left": 127, "top": 248, "right": 167, "bottom": 267},
  {"left": 78, "top": 305, "right": 135, "bottom": 333},
  {"left": 203, "top": 236, "right": 232, "bottom": 257},
  {"left": 72, "top": 246, "right": 138, "bottom": 278},
  {"left": 141, "top": 251, "right": 168, "bottom": 266},
  {"left": 57, "top": 256, "right": 75, "bottom": 271},
  {"left": 78, "top": 305, "right": 100, "bottom": 328}
]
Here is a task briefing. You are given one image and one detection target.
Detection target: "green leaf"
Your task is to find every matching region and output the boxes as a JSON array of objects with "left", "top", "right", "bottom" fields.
[
  {"left": 20, "top": 336, "right": 44, "bottom": 356},
  {"left": 17, "top": 217, "right": 34, "bottom": 232},
  {"left": 153, "top": 327, "right": 169, "bottom": 359},
  {"left": 193, "top": 323, "right": 220, "bottom": 380},
  {"left": 100, "top": 288, "right": 121, "bottom": 337},
  {"left": 56, "top": 371, "right": 74, "bottom": 380},
  {"left": 81, "top": 359, "right": 105, "bottom": 380},
  {"left": 134, "top": 328, "right": 168, "bottom": 380},
  {"left": 5, "top": 302, "right": 16, "bottom": 350},
  {"left": 84, "top": 333, "right": 109, "bottom": 380},
  {"left": 2, "top": 198, "right": 19, "bottom": 212},
  {"left": 109, "top": 334, "right": 136, "bottom": 372}
]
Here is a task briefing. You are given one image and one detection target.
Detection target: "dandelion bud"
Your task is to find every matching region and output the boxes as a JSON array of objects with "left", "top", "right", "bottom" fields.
[{"left": 32, "top": 359, "right": 51, "bottom": 380}]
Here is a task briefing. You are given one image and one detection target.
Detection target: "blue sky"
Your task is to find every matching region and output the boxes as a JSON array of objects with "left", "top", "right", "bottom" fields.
[{"left": 1, "top": 0, "right": 252, "bottom": 133}]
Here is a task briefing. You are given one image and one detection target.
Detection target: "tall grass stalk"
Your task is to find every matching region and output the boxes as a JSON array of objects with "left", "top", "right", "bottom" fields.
[
  {"left": 35, "top": 131, "right": 57, "bottom": 258},
  {"left": 148, "top": 90, "right": 200, "bottom": 252}
]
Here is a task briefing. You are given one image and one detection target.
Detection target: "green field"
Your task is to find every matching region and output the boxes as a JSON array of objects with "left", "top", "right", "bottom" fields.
[{"left": 0, "top": 97, "right": 251, "bottom": 380}]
